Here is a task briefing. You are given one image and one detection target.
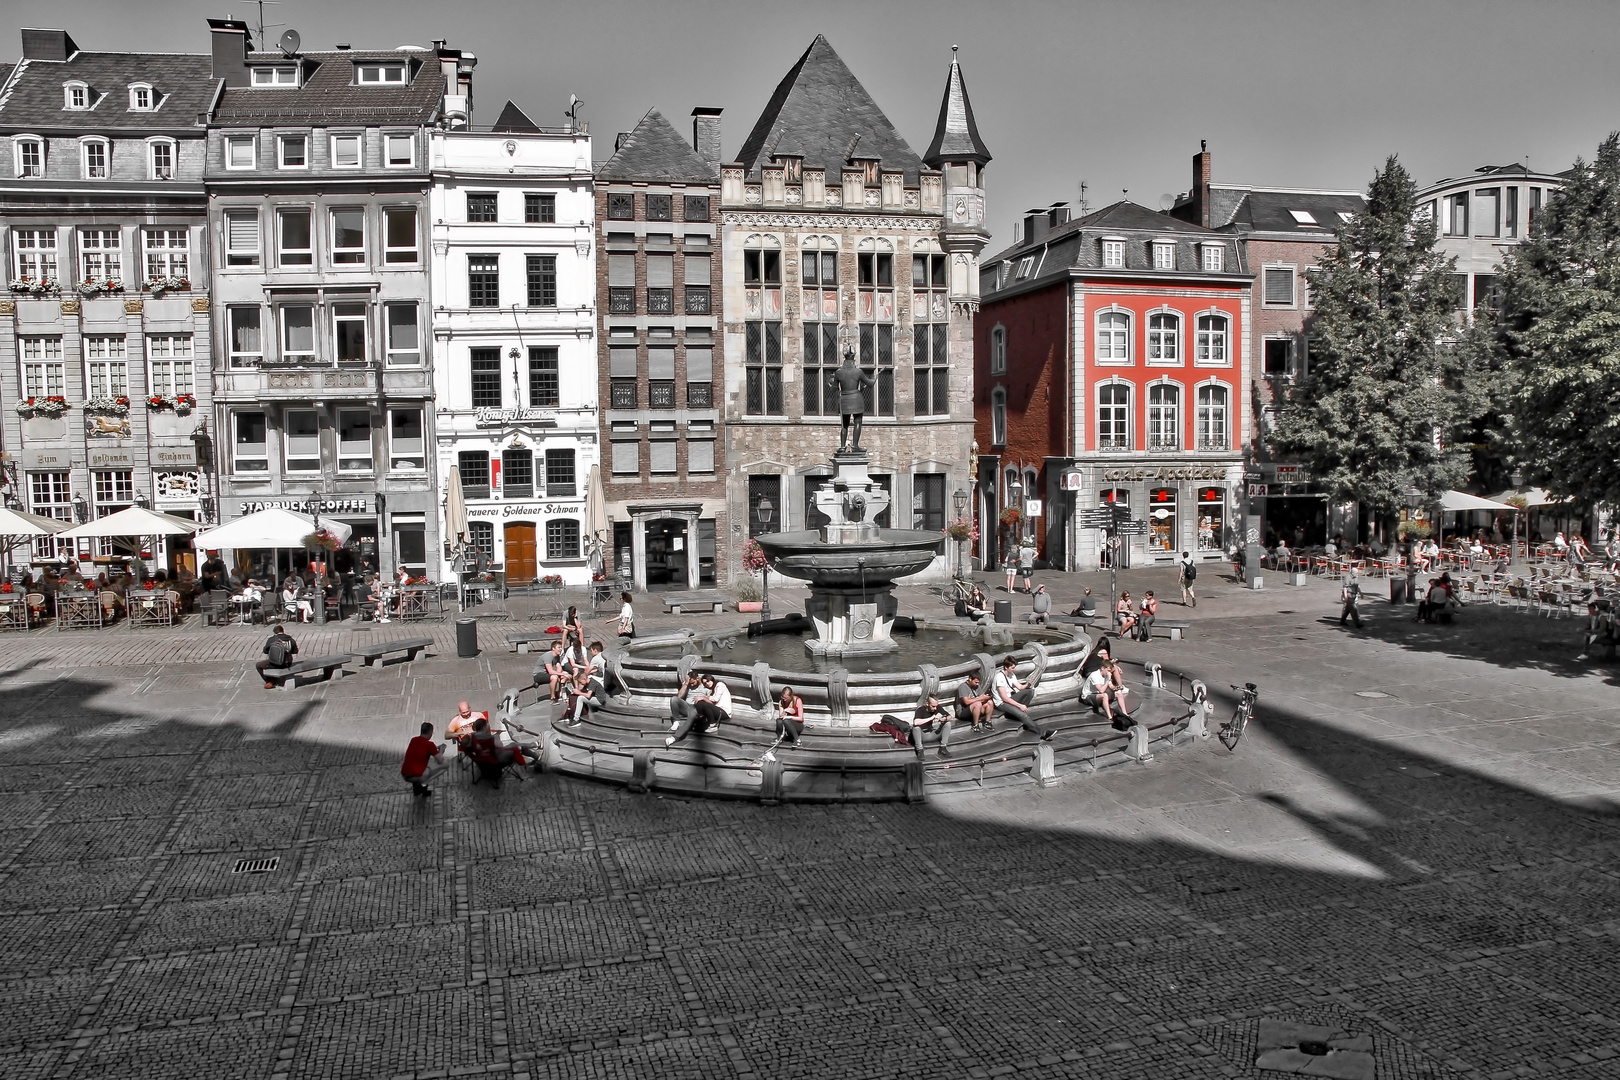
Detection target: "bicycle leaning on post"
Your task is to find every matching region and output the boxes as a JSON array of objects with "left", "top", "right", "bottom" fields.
[{"left": 1218, "top": 683, "right": 1259, "bottom": 751}]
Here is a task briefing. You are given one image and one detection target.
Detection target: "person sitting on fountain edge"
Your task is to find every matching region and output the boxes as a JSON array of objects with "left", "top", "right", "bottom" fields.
[
  {"left": 955, "top": 672, "right": 994, "bottom": 732},
  {"left": 992, "top": 656, "right": 1054, "bottom": 741},
  {"left": 911, "top": 695, "right": 953, "bottom": 758}
]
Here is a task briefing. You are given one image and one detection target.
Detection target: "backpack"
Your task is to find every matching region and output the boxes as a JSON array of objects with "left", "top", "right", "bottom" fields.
[
  {"left": 266, "top": 637, "right": 291, "bottom": 667},
  {"left": 1183, "top": 561, "right": 1197, "bottom": 582}
]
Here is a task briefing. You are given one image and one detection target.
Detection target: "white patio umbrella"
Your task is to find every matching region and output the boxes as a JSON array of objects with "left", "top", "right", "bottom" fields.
[
  {"left": 192, "top": 507, "right": 351, "bottom": 549},
  {"left": 444, "top": 465, "right": 469, "bottom": 559},
  {"left": 1485, "top": 486, "right": 1569, "bottom": 509},
  {"left": 584, "top": 463, "right": 608, "bottom": 572},
  {"left": 1439, "top": 490, "right": 1515, "bottom": 513},
  {"left": 0, "top": 506, "right": 70, "bottom": 572}
]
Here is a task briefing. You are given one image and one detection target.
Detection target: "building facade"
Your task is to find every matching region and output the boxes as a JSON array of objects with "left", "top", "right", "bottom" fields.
[
  {"left": 0, "top": 28, "right": 217, "bottom": 571},
  {"left": 976, "top": 200, "right": 1250, "bottom": 571},
  {"left": 1417, "top": 162, "right": 1565, "bottom": 313},
  {"left": 1171, "top": 145, "right": 1365, "bottom": 547},
  {"left": 719, "top": 38, "right": 988, "bottom": 581},
  {"left": 430, "top": 104, "right": 596, "bottom": 586},
  {"left": 203, "top": 21, "right": 473, "bottom": 579},
  {"left": 595, "top": 108, "right": 726, "bottom": 590}
]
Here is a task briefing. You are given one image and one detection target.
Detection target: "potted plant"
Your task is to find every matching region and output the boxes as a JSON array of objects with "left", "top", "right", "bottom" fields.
[
  {"left": 302, "top": 529, "right": 342, "bottom": 552},
  {"left": 734, "top": 572, "right": 763, "bottom": 612},
  {"left": 14, "top": 396, "right": 69, "bottom": 418},
  {"left": 737, "top": 539, "right": 768, "bottom": 612},
  {"left": 143, "top": 275, "right": 189, "bottom": 297}
]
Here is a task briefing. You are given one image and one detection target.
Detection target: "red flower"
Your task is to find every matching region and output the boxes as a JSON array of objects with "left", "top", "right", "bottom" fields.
[
  {"left": 0, "top": 582, "right": 13, "bottom": 594},
  {"left": 143, "top": 580, "right": 156, "bottom": 590}
]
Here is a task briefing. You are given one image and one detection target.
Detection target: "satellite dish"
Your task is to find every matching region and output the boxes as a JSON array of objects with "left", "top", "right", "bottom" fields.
[
  {"left": 1158, "top": 193, "right": 1176, "bottom": 211},
  {"left": 278, "top": 29, "right": 301, "bottom": 57}
]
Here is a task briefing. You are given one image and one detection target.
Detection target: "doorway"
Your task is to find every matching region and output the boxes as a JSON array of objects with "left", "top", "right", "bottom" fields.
[
  {"left": 504, "top": 521, "right": 537, "bottom": 585},
  {"left": 644, "top": 517, "right": 689, "bottom": 589}
]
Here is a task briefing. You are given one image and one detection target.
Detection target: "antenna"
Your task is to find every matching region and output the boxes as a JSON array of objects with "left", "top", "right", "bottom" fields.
[
  {"left": 565, "top": 94, "right": 584, "bottom": 128},
  {"left": 239, "top": 0, "right": 283, "bottom": 49},
  {"left": 278, "top": 29, "right": 301, "bottom": 58},
  {"left": 1078, "top": 180, "right": 1089, "bottom": 217}
]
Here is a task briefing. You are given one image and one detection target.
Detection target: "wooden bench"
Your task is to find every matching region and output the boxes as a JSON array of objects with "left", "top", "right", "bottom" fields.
[
  {"left": 661, "top": 591, "right": 726, "bottom": 615},
  {"left": 264, "top": 654, "right": 349, "bottom": 690},
  {"left": 507, "top": 630, "right": 555, "bottom": 654},
  {"left": 352, "top": 637, "right": 434, "bottom": 667}
]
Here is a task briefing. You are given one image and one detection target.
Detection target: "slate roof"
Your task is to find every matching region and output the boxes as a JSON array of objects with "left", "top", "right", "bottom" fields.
[
  {"left": 736, "top": 35, "right": 926, "bottom": 185},
  {"left": 923, "top": 55, "right": 989, "bottom": 168},
  {"left": 596, "top": 108, "right": 714, "bottom": 183},
  {"left": 213, "top": 51, "right": 444, "bottom": 125},
  {"left": 1172, "top": 184, "right": 1366, "bottom": 236},
  {"left": 0, "top": 51, "right": 216, "bottom": 132},
  {"left": 983, "top": 200, "right": 1250, "bottom": 299},
  {"left": 490, "top": 100, "right": 539, "bottom": 133}
]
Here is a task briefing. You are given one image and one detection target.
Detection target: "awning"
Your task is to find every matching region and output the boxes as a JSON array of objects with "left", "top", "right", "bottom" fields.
[
  {"left": 1485, "top": 486, "right": 1571, "bottom": 509},
  {"left": 1439, "top": 490, "right": 1514, "bottom": 513},
  {"left": 0, "top": 506, "right": 70, "bottom": 554},
  {"left": 192, "top": 507, "right": 352, "bottom": 550}
]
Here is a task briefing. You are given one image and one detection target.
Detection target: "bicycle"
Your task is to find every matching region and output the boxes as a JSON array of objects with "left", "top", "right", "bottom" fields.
[{"left": 1218, "top": 683, "right": 1258, "bottom": 751}]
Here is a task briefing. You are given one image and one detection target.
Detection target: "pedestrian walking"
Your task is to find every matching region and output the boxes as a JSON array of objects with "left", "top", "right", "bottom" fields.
[
  {"left": 1004, "top": 546, "right": 1020, "bottom": 594},
  {"left": 1339, "top": 569, "right": 1363, "bottom": 628},
  {"left": 615, "top": 591, "right": 636, "bottom": 640},
  {"left": 1178, "top": 551, "right": 1198, "bottom": 607}
]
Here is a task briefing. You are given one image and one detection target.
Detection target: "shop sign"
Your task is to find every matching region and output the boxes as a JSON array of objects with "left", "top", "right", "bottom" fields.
[
  {"left": 1274, "top": 465, "right": 1302, "bottom": 479},
  {"left": 151, "top": 444, "right": 198, "bottom": 467},
  {"left": 1248, "top": 484, "right": 1268, "bottom": 498},
  {"left": 474, "top": 408, "right": 558, "bottom": 427},
  {"left": 1023, "top": 499, "right": 1043, "bottom": 518},
  {"left": 241, "top": 497, "right": 372, "bottom": 514},
  {"left": 23, "top": 449, "right": 72, "bottom": 470},
  {"left": 1100, "top": 465, "right": 1230, "bottom": 483},
  {"left": 87, "top": 447, "right": 138, "bottom": 468},
  {"left": 470, "top": 502, "right": 579, "bottom": 519}
]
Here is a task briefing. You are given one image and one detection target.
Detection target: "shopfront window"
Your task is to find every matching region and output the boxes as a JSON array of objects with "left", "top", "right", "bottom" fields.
[
  {"left": 1197, "top": 487, "right": 1225, "bottom": 552},
  {"left": 1148, "top": 487, "right": 1176, "bottom": 554}
]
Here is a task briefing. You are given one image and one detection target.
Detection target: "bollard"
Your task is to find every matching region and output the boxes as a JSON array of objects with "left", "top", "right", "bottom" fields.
[
  {"left": 629, "top": 748, "right": 656, "bottom": 794},
  {"left": 1142, "top": 661, "right": 1164, "bottom": 689},
  {"left": 1032, "top": 742, "right": 1057, "bottom": 787},
  {"left": 1128, "top": 721, "right": 1153, "bottom": 762}
]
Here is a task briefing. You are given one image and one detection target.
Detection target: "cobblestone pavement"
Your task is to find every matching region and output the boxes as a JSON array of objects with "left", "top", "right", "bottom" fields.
[{"left": 0, "top": 571, "right": 1616, "bottom": 1079}]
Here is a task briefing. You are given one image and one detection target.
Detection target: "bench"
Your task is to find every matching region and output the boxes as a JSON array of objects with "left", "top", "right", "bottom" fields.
[
  {"left": 507, "top": 630, "right": 557, "bottom": 654},
  {"left": 662, "top": 591, "right": 726, "bottom": 615},
  {"left": 1149, "top": 619, "right": 1190, "bottom": 641},
  {"left": 352, "top": 636, "right": 434, "bottom": 667},
  {"left": 264, "top": 654, "right": 349, "bottom": 690}
]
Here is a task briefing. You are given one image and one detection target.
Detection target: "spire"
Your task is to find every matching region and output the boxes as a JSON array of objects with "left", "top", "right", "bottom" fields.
[{"left": 924, "top": 46, "right": 991, "bottom": 170}]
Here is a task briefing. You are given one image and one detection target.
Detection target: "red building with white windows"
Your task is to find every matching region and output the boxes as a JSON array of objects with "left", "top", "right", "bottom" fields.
[{"left": 974, "top": 200, "right": 1251, "bottom": 570}]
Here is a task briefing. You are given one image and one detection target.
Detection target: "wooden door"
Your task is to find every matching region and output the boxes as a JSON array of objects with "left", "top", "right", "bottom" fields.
[{"left": 504, "top": 522, "right": 537, "bottom": 586}]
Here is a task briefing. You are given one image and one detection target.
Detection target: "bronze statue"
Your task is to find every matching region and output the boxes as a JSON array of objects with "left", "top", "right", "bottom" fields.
[{"left": 834, "top": 350, "right": 874, "bottom": 453}]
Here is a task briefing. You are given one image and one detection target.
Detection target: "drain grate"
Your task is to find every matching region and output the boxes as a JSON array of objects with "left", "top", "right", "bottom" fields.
[
  {"left": 1354, "top": 691, "right": 1391, "bottom": 699},
  {"left": 232, "top": 856, "right": 279, "bottom": 875}
]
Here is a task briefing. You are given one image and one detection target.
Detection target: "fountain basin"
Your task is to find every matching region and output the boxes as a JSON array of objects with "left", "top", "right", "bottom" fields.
[{"left": 755, "top": 529, "right": 943, "bottom": 587}]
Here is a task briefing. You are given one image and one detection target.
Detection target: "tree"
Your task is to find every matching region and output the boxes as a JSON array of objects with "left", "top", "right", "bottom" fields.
[
  {"left": 1490, "top": 134, "right": 1620, "bottom": 508},
  {"left": 1269, "top": 156, "right": 1489, "bottom": 512}
]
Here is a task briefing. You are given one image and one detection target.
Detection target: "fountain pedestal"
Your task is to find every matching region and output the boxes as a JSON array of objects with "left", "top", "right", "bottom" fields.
[{"left": 805, "top": 586, "right": 901, "bottom": 657}]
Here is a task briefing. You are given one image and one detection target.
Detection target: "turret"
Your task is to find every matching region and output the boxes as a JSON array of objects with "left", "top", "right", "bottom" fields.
[{"left": 924, "top": 46, "right": 992, "bottom": 311}]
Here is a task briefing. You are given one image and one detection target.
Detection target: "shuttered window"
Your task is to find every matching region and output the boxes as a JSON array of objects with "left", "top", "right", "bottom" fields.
[
  {"left": 688, "top": 440, "right": 715, "bottom": 473},
  {"left": 647, "top": 255, "right": 673, "bottom": 288},
  {"left": 609, "top": 346, "right": 638, "bottom": 378},
  {"left": 649, "top": 440, "right": 677, "bottom": 474},
  {"left": 226, "top": 211, "right": 260, "bottom": 266},
  {"left": 648, "top": 347, "right": 675, "bottom": 381},
  {"left": 1263, "top": 267, "right": 1295, "bottom": 306},
  {"left": 683, "top": 255, "right": 710, "bottom": 285},
  {"left": 608, "top": 255, "right": 636, "bottom": 287},
  {"left": 611, "top": 440, "right": 639, "bottom": 475},
  {"left": 686, "top": 347, "right": 712, "bottom": 383}
]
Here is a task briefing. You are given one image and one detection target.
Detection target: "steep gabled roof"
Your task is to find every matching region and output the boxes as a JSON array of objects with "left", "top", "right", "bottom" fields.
[
  {"left": 0, "top": 51, "right": 216, "bottom": 133},
  {"left": 596, "top": 108, "right": 713, "bottom": 183},
  {"left": 736, "top": 35, "right": 925, "bottom": 184},
  {"left": 490, "top": 100, "right": 540, "bottom": 133},
  {"left": 923, "top": 53, "right": 989, "bottom": 169}
]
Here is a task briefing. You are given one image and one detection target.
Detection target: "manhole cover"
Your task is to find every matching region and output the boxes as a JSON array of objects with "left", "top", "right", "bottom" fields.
[
  {"left": 232, "top": 857, "right": 279, "bottom": 874},
  {"left": 1354, "top": 691, "right": 1391, "bottom": 699}
]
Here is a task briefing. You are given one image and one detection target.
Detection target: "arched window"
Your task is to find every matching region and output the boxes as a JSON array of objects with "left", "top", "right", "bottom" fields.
[
  {"left": 64, "top": 82, "right": 90, "bottom": 110},
  {"left": 990, "top": 325, "right": 1006, "bottom": 374},
  {"left": 1196, "top": 384, "right": 1229, "bottom": 451},
  {"left": 1147, "top": 384, "right": 1180, "bottom": 451},
  {"left": 1097, "top": 383, "right": 1130, "bottom": 450},
  {"left": 990, "top": 386, "right": 1007, "bottom": 446},
  {"left": 1147, "top": 312, "right": 1179, "bottom": 362},
  {"left": 148, "top": 139, "right": 176, "bottom": 181},
  {"left": 129, "top": 84, "right": 155, "bottom": 111},
  {"left": 1196, "top": 314, "right": 1227, "bottom": 364},
  {"left": 1096, "top": 310, "right": 1129, "bottom": 362}
]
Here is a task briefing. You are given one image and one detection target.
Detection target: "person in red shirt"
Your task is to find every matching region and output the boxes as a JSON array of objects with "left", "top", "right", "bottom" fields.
[{"left": 401, "top": 721, "right": 449, "bottom": 797}]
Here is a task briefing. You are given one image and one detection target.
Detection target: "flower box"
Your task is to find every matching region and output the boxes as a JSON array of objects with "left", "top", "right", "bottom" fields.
[{"left": 736, "top": 601, "right": 764, "bottom": 613}]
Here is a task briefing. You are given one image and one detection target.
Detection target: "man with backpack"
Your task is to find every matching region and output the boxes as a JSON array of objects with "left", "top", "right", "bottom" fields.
[
  {"left": 256, "top": 623, "right": 299, "bottom": 688},
  {"left": 1178, "top": 551, "right": 1197, "bottom": 607},
  {"left": 1339, "top": 569, "right": 1363, "bottom": 629}
]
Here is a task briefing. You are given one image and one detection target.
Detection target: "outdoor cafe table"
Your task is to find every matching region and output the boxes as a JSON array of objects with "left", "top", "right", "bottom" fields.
[
  {"left": 127, "top": 592, "right": 175, "bottom": 628},
  {"left": 56, "top": 591, "right": 103, "bottom": 631},
  {"left": 0, "top": 594, "right": 28, "bottom": 630}
]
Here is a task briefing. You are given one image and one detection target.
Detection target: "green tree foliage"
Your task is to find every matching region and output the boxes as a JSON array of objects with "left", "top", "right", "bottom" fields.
[
  {"left": 1269, "top": 156, "right": 1488, "bottom": 512},
  {"left": 1490, "top": 134, "right": 1620, "bottom": 507}
]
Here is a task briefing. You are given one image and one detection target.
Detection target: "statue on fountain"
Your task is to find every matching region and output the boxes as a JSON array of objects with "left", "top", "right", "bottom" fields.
[{"left": 834, "top": 350, "right": 873, "bottom": 453}]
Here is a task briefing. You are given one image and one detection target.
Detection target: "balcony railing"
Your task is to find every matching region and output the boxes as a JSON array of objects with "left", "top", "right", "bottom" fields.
[
  {"left": 1195, "top": 437, "right": 1228, "bottom": 453},
  {"left": 1147, "top": 435, "right": 1181, "bottom": 453},
  {"left": 608, "top": 287, "right": 635, "bottom": 315},
  {"left": 1098, "top": 435, "right": 1131, "bottom": 453},
  {"left": 647, "top": 288, "right": 674, "bottom": 315}
]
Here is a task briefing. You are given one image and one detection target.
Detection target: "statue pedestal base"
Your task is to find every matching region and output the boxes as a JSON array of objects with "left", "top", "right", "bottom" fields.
[
  {"left": 816, "top": 450, "right": 893, "bottom": 541},
  {"left": 804, "top": 587, "right": 900, "bottom": 657}
]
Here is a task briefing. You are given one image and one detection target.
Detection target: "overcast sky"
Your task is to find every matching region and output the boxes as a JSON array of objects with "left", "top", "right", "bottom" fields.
[{"left": 35, "top": 0, "right": 1620, "bottom": 249}]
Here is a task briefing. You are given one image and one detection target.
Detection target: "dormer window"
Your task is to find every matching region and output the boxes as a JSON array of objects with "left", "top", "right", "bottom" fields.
[
  {"left": 1151, "top": 240, "right": 1175, "bottom": 270},
  {"left": 356, "top": 62, "right": 406, "bottom": 85},
  {"left": 64, "top": 82, "right": 90, "bottom": 110},
  {"left": 129, "top": 84, "right": 155, "bottom": 111},
  {"left": 1102, "top": 238, "right": 1125, "bottom": 269},
  {"left": 1201, "top": 243, "right": 1224, "bottom": 273},
  {"left": 251, "top": 66, "right": 299, "bottom": 87},
  {"left": 14, "top": 137, "right": 44, "bottom": 178},
  {"left": 1288, "top": 209, "right": 1320, "bottom": 226}
]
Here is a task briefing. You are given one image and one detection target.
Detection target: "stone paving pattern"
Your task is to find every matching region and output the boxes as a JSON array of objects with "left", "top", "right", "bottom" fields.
[{"left": 0, "top": 568, "right": 1616, "bottom": 1079}]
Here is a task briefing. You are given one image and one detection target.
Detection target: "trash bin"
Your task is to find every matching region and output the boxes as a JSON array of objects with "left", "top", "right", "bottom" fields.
[
  {"left": 1389, "top": 578, "right": 1409, "bottom": 604},
  {"left": 994, "top": 599, "right": 1012, "bottom": 624},
  {"left": 455, "top": 617, "right": 478, "bottom": 658}
]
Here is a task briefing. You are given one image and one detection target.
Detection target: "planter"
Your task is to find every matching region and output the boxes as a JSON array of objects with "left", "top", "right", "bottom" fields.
[{"left": 736, "top": 601, "right": 764, "bottom": 613}]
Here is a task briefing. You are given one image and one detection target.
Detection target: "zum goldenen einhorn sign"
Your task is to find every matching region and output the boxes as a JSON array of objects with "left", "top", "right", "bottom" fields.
[{"left": 1099, "top": 465, "right": 1232, "bottom": 483}]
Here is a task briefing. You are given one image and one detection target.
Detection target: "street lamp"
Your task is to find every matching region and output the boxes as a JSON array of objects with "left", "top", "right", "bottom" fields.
[
  {"left": 755, "top": 496, "right": 773, "bottom": 620},
  {"left": 1508, "top": 468, "right": 1525, "bottom": 567},
  {"left": 953, "top": 488, "right": 968, "bottom": 580},
  {"left": 1401, "top": 487, "right": 1425, "bottom": 604}
]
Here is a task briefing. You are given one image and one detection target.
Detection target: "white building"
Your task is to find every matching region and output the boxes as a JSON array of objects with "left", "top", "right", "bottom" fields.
[{"left": 429, "top": 104, "right": 596, "bottom": 585}]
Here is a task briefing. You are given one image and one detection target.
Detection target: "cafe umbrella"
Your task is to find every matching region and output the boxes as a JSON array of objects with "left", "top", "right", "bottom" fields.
[
  {"left": 58, "top": 505, "right": 200, "bottom": 572},
  {"left": 0, "top": 506, "right": 70, "bottom": 575}
]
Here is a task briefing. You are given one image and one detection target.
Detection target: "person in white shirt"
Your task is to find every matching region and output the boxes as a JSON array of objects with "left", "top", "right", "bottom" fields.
[
  {"left": 615, "top": 592, "right": 636, "bottom": 640},
  {"left": 667, "top": 674, "right": 730, "bottom": 745},
  {"left": 991, "top": 656, "right": 1053, "bottom": 740}
]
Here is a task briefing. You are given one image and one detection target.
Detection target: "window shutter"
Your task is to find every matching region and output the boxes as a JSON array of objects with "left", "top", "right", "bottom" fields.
[
  {"left": 228, "top": 212, "right": 259, "bottom": 248},
  {"left": 649, "top": 441, "right": 677, "bottom": 474},
  {"left": 611, "top": 440, "right": 639, "bottom": 474},
  {"left": 683, "top": 254, "right": 711, "bottom": 285},
  {"left": 648, "top": 347, "right": 675, "bottom": 380},
  {"left": 1264, "top": 268, "right": 1294, "bottom": 304},
  {"left": 688, "top": 440, "right": 714, "bottom": 473},
  {"left": 646, "top": 255, "right": 674, "bottom": 289},
  {"left": 608, "top": 254, "right": 635, "bottom": 287},
  {"left": 685, "top": 347, "right": 712, "bottom": 383},
  {"left": 609, "top": 346, "right": 638, "bottom": 378}
]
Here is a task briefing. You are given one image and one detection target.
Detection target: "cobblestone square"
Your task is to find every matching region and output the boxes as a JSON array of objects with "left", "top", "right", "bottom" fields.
[{"left": 0, "top": 572, "right": 1614, "bottom": 1078}]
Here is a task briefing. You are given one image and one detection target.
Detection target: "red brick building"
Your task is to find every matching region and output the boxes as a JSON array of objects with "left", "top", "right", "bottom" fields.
[{"left": 974, "top": 200, "right": 1251, "bottom": 570}]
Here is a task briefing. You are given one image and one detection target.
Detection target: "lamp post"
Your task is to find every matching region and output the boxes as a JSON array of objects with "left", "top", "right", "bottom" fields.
[
  {"left": 1005, "top": 475, "right": 1022, "bottom": 574},
  {"left": 1508, "top": 468, "right": 1525, "bottom": 568},
  {"left": 755, "top": 496, "right": 773, "bottom": 620},
  {"left": 952, "top": 488, "right": 968, "bottom": 580},
  {"left": 306, "top": 496, "right": 328, "bottom": 625},
  {"left": 1402, "top": 487, "right": 1425, "bottom": 604}
]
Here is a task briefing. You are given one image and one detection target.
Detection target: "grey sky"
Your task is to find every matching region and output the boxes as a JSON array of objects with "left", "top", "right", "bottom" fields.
[{"left": 36, "top": 0, "right": 1620, "bottom": 249}]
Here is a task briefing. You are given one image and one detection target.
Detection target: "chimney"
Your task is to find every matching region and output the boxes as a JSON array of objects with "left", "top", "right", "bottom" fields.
[
  {"left": 1048, "top": 202, "right": 1071, "bottom": 229},
  {"left": 206, "top": 18, "right": 251, "bottom": 88},
  {"left": 692, "top": 107, "right": 722, "bottom": 173},
  {"left": 1192, "top": 140, "right": 1212, "bottom": 228},
  {"left": 1022, "top": 207, "right": 1051, "bottom": 246},
  {"left": 20, "top": 28, "right": 77, "bottom": 62}
]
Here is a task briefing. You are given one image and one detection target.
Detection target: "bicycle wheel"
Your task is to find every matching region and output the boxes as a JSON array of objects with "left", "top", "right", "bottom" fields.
[{"left": 1218, "top": 707, "right": 1246, "bottom": 751}]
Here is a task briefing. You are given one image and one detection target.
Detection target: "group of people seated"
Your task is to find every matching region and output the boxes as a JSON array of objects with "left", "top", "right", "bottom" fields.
[
  {"left": 531, "top": 635, "right": 609, "bottom": 727},
  {"left": 1115, "top": 590, "right": 1159, "bottom": 642},
  {"left": 399, "top": 699, "right": 546, "bottom": 794}
]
